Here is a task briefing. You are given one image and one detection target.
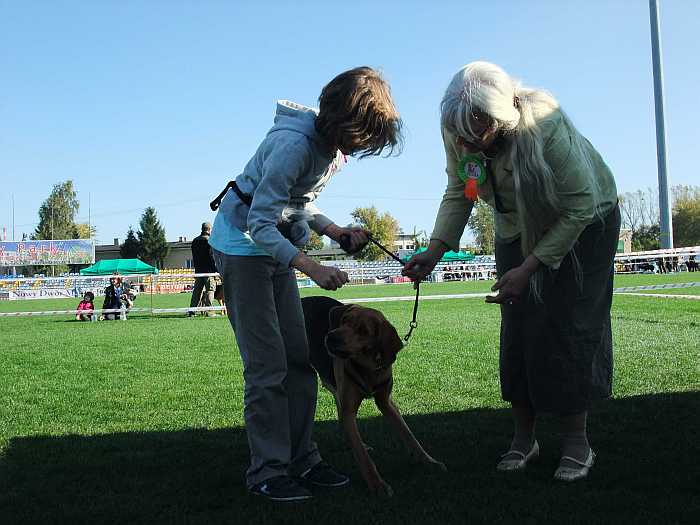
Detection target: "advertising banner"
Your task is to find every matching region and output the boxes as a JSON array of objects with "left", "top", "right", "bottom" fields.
[
  {"left": 0, "top": 240, "right": 95, "bottom": 266},
  {"left": 4, "top": 289, "right": 78, "bottom": 300}
]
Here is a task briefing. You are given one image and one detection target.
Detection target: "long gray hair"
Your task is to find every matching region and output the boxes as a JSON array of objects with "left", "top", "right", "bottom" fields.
[{"left": 441, "top": 61, "right": 601, "bottom": 297}]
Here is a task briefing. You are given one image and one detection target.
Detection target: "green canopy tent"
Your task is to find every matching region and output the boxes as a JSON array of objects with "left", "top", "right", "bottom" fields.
[
  {"left": 80, "top": 258, "right": 159, "bottom": 275},
  {"left": 402, "top": 247, "right": 475, "bottom": 263}
]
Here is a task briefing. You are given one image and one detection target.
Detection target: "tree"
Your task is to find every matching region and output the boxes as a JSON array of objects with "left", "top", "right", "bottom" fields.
[
  {"left": 32, "top": 180, "right": 86, "bottom": 275},
  {"left": 120, "top": 227, "right": 142, "bottom": 258},
  {"left": 467, "top": 199, "right": 495, "bottom": 255},
  {"left": 304, "top": 230, "right": 325, "bottom": 252},
  {"left": 137, "top": 207, "right": 170, "bottom": 268},
  {"left": 672, "top": 185, "right": 700, "bottom": 247},
  {"left": 74, "top": 222, "right": 96, "bottom": 239},
  {"left": 618, "top": 188, "right": 658, "bottom": 237},
  {"left": 34, "top": 180, "right": 80, "bottom": 241},
  {"left": 410, "top": 226, "right": 429, "bottom": 250},
  {"left": 632, "top": 224, "right": 660, "bottom": 251},
  {"left": 350, "top": 206, "right": 399, "bottom": 261}
]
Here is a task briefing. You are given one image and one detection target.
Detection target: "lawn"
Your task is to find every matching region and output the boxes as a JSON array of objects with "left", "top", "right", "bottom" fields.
[{"left": 0, "top": 275, "right": 698, "bottom": 524}]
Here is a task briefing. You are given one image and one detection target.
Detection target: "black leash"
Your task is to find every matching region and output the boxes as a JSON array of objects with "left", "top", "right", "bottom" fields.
[{"left": 339, "top": 233, "right": 420, "bottom": 344}]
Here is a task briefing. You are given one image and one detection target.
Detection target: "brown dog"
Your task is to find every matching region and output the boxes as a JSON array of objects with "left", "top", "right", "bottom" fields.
[
  {"left": 214, "top": 283, "right": 226, "bottom": 315},
  {"left": 302, "top": 296, "right": 446, "bottom": 497}
]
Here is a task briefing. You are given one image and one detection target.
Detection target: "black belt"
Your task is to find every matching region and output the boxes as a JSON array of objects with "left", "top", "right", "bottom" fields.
[
  {"left": 209, "top": 180, "right": 297, "bottom": 243},
  {"left": 210, "top": 181, "right": 252, "bottom": 211}
]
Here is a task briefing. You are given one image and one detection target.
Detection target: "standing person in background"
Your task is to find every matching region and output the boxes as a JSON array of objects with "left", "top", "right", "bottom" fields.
[
  {"left": 209, "top": 66, "right": 402, "bottom": 501},
  {"left": 403, "top": 61, "right": 620, "bottom": 482},
  {"left": 189, "top": 222, "right": 217, "bottom": 317}
]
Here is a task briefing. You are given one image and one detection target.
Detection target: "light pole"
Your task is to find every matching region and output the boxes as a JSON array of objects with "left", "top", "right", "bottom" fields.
[{"left": 649, "top": 0, "right": 673, "bottom": 248}]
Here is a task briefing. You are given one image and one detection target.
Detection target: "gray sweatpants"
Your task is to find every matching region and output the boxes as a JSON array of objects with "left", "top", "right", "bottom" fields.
[{"left": 212, "top": 250, "right": 321, "bottom": 488}]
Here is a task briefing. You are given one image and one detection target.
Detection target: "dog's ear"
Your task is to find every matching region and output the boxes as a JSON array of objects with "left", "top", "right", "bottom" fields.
[
  {"left": 380, "top": 320, "right": 404, "bottom": 366},
  {"left": 328, "top": 304, "right": 353, "bottom": 330}
]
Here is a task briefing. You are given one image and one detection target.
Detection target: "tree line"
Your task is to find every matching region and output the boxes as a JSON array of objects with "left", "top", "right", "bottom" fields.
[
  {"left": 26, "top": 180, "right": 170, "bottom": 271},
  {"left": 23, "top": 180, "right": 700, "bottom": 274},
  {"left": 618, "top": 185, "right": 700, "bottom": 250}
]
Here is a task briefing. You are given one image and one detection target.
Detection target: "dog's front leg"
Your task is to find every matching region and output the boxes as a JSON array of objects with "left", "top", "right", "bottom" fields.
[
  {"left": 339, "top": 391, "right": 394, "bottom": 498},
  {"left": 374, "top": 389, "right": 447, "bottom": 472}
]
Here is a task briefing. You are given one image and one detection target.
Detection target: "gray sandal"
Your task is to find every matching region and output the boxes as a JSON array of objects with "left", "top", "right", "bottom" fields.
[
  {"left": 553, "top": 449, "right": 596, "bottom": 482},
  {"left": 496, "top": 440, "right": 540, "bottom": 471}
]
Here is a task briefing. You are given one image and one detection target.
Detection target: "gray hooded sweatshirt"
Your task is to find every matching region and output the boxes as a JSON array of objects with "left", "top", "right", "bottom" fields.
[{"left": 210, "top": 100, "right": 345, "bottom": 267}]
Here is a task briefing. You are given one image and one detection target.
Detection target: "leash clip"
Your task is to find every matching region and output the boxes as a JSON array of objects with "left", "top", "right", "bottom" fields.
[{"left": 403, "top": 322, "right": 417, "bottom": 344}]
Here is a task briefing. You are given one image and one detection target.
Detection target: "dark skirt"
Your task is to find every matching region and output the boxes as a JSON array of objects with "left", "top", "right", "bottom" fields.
[{"left": 496, "top": 204, "right": 621, "bottom": 415}]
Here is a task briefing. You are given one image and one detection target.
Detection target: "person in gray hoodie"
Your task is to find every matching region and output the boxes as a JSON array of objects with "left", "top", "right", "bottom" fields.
[{"left": 209, "top": 67, "right": 403, "bottom": 502}]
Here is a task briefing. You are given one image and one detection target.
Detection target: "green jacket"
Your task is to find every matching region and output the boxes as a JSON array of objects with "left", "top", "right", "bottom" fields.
[{"left": 431, "top": 109, "right": 618, "bottom": 269}]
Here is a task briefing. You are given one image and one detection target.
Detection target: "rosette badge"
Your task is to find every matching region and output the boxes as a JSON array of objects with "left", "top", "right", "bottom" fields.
[{"left": 457, "top": 154, "right": 487, "bottom": 202}]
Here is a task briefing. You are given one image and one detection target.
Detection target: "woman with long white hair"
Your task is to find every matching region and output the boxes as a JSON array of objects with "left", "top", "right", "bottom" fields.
[{"left": 403, "top": 61, "right": 620, "bottom": 481}]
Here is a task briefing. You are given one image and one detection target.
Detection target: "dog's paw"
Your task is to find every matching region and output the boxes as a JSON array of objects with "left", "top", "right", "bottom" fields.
[
  {"left": 369, "top": 480, "right": 394, "bottom": 498},
  {"left": 423, "top": 457, "right": 448, "bottom": 473}
]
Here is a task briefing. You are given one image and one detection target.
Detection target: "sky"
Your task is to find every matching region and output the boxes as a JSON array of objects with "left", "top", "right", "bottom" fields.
[{"left": 2, "top": 0, "right": 698, "bottom": 246}]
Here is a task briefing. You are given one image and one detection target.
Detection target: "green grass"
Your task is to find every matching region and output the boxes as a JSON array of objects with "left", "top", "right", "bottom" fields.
[{"left": 1, "top": 274, "right": 699, "bottom": 524}]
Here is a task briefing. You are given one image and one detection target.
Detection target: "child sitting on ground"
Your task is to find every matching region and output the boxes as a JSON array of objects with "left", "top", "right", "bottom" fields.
[{"left": 75, "top": 291, "right": 95, "bottom": 321}]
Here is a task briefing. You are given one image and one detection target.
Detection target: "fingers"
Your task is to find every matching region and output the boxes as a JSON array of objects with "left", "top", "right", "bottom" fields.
[
  {"left": 321, "top": 268, "right": 349, "bottom": 290},
  {"left": 350, "top": 232, "right": 365, "bottom": 251},
  {"left": 491, "top": 276, "right": 504, "bottom": 291},
  {"left": 402, "top": 260, "right": 417, "bottom": 273},
  {"left": 350, "top": 230, "right": 368, "bottom": 251},
  {"left": 485, "top": 290, "right": 515, "bottom": 305},
  {"left": 402, "top": 256, "right": 432, "bottom": 282},
  {"left": 339, "top": 228, "right": 369, "bottom": 253},
  {"left": 401, "top": 266, "right": 423, "bottom": 280}
]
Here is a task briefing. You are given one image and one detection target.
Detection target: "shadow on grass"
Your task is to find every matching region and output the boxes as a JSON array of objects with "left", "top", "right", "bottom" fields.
[{"left": 1, "top": 392, "right": 698, "bottom": 525}]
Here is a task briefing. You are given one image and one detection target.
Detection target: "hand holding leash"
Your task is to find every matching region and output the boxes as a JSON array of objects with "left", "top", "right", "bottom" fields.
[
  {"left": 402, "top": 250, "right": 441, "bottom": 284},
  {"left": 337, "top": 228, "right": 370, "bottom": 255}
]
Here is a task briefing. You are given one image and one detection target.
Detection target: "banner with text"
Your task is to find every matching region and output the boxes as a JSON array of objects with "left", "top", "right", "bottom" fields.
[
  {"left": 2, "top": 289, "right": 79, "bottom": 300},
  {"left": 0, "top": 240, "right": 95, "bottom": 266}
]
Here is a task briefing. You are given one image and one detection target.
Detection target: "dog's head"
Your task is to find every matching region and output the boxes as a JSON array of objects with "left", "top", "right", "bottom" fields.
[{"left": 324, "top": 304, "right": 403, "bottom": 371}]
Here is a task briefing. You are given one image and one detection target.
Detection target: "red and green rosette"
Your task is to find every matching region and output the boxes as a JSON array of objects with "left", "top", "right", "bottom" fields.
[{"left": 457, "top": 154, "right": 487, "bottom": 202}]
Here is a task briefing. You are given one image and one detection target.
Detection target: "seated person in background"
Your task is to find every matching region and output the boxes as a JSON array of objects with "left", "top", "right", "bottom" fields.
[
  {"left": 76, "top": 291, "right": 95, "bottom": 321},
  {"left": 102, "top": 276, "right": 123, "bottom": 320}
]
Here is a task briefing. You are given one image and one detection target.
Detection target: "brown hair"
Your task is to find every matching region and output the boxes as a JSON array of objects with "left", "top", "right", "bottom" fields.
[{"left": 315, "top": 67, "right": 403, "bottom": 158}]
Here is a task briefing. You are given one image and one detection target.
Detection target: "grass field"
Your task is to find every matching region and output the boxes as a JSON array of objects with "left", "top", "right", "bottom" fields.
[{"left": 1, "top": 273, "right": 698, "bottom": 524}]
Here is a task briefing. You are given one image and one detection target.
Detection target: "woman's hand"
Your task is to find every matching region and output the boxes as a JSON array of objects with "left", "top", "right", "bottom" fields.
[
  {"left": 486, "top": 255, "right": 541, "bottom": 305},
  {"left": 402, "top": 240, "right": 447, "bottom": 283},
  {"left": 402, "top": 251, "right": 439, "bottom": 282}
]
